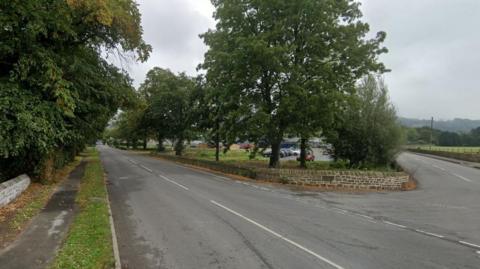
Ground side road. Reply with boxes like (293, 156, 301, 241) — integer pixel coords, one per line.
(0, 161, 86, 268)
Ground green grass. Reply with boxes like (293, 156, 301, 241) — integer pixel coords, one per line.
(50, 148, 114, 269)
(182, 148, 267, 161)
(11, 184, 56, 230)
(411, 145, 480, 154)
(161, 148, 393, 171)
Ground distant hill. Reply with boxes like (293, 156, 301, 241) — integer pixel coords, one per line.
(399, 117, 480, 133)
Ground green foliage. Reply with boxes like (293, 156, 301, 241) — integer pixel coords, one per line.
(201, 0, 387, 167)
(403, 126, 480, 147)
(0, 0, 149, 181)
(327, 75, 402, 168)
(107, 68, 197, 155)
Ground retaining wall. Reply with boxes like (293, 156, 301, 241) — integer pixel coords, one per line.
(255, 168, 410, 190)
(0, 174, 31, 207)
(155, 154, 411, 191)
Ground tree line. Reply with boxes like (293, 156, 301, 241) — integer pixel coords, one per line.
(0, 0, 150, 182)
(107, 0, 402, 169)
(405, 126, 480, 147)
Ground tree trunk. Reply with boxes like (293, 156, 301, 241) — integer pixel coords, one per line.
(39, 152, 55, 183)
(215, 138, 220, 162)
(175, 137, 184, 156)
(269, 142, 281, 168)
(215, 119, 220, 162)
(299, 137, 307, 168)
(143, 133, 147, 150)
(157, 132, 165, 152)
(132, 139, 138, 149)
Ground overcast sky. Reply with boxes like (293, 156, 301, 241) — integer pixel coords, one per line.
(119, 0, 480, 120)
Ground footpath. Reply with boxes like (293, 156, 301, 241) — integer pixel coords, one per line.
(0, 161, 86, 269)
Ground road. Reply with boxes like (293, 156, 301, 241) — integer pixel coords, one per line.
(99, 146, 480, 269)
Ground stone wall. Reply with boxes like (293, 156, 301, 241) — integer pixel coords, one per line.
(0, 174, 31, 207)
(154, 153, 411, 191)
(255, 168, 410, 190)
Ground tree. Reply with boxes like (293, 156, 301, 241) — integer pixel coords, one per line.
(139, 68, 196, 156)
(201, 0, 387, 167)
(438, 131, 461, 147)
(0, 0, 150, 181)
(327, 75, 401, 168)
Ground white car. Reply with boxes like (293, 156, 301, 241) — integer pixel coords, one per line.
(291, 148, 301, 156)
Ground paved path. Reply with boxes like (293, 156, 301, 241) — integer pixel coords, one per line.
(0, 162, 85, 269)
(100, 146, 480, 268)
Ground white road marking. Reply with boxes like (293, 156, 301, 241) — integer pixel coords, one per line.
(140, 165, 153, 173)
(105, 181, 122, 269)
(214, 175, 230, 180)
(383, 221, 407, 229)
(335, 209, 348, 214)
(363, 219, 378, 224)
(432, 164, 446, 171)
(354, 213, 374, 220)
(158, 174, 190, 191)
(415, 229, 444, 238)
(453, 173, 472, 182)
(459, 241, 480, 249)
(210, 200, 344, 269)
(128, 159, 138, 165)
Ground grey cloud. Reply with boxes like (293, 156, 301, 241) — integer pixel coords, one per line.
(361, 0, 480, 119)
(122, 0, 480, 120)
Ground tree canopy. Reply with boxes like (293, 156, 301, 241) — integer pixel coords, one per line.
(200, 0, 388, 167)
(0, 0, 150, 181)
(327, 75, 402, 168)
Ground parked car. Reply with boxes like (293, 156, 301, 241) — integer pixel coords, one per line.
(283, 148, 294, 156)
(290, 148, 300, 156)
(239, 143, 253, 150)
(297, 150, 315, 161)
(262, 149, 272, 157)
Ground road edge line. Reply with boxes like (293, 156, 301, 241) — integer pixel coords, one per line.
(105, 175, 121, 269)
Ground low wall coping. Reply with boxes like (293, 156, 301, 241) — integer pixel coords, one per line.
(0, 174, 31, 208)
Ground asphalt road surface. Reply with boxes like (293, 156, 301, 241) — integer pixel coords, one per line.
(99, 146, 480, 269)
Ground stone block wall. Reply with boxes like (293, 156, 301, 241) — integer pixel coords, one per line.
(254, 168, 409, 190)
(0, 174, 31, 207)
(154, 153, 411, 191)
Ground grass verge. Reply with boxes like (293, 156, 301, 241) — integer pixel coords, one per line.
(151, 148, 395, 171)
(50, 148, 114, 269)
(0, 157, 82, 249)
(407, 145, 480, 153)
